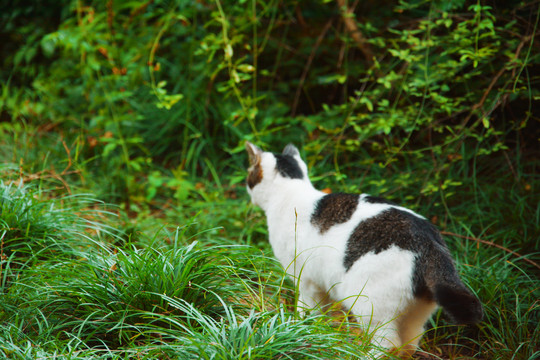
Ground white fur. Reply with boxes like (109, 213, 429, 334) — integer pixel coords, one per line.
(247, 144, 437, 357)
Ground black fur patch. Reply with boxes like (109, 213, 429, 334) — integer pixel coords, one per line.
(274, 154, 304, 179)
(411, 256, 431, 300)
(364, 195, 398, 206)
(311, 193, 359, 233)
(343, 207, 448, 299)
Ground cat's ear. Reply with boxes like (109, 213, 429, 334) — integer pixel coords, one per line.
(283, 143, 300, 157)
(245, 141, 263, 166)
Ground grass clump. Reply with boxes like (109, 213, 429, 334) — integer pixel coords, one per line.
(25, 240, 255, 348)
(0, 181, 113, 251)
(0, 180, 117, 289)
(0, 181, 73, 264)
(142, 299, 369, 360)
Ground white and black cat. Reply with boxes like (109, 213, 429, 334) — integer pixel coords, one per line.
(245, 141, 482, 358)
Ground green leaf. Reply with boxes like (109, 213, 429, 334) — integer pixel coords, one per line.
(103, 143, 117, 157)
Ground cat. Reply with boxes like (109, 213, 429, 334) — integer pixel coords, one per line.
(245, 141, 483, 358)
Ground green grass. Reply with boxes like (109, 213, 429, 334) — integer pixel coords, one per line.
(0, 124, 538, 360)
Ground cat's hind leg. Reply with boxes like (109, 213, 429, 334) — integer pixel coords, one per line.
(340, 294, 403, 351)
(395, 297, 437, 357)
(362, 297, 437, 359)
(363, 318, 403, 359)
(296, 278, 331, 317)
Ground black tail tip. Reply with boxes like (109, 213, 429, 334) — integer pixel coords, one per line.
(435, 284, 483, 325)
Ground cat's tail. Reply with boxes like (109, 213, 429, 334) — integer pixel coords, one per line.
(424, 248, 483, 325)
(432, 281, 483, 324)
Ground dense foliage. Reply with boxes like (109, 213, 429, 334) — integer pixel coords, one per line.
(1, 0, 539, 358)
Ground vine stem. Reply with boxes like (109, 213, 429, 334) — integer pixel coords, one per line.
(149, 12, 174, 101)
(214, 0, 258, 136)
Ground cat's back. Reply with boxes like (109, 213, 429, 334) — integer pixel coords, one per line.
(309, 192, 442, 264)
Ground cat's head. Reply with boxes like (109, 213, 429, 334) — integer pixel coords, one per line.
(245, 141, 310, 208)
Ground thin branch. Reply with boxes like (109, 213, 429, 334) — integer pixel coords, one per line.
(441, 231, 540, 271)
(336, 0, 373, 63)
(61, 139, 73, 176)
